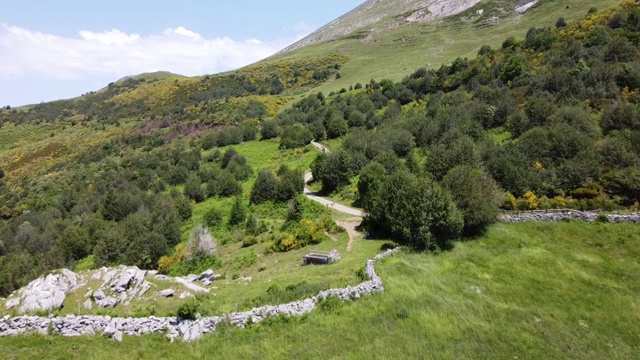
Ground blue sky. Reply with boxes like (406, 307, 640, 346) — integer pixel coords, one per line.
(0, 1, 364, 106)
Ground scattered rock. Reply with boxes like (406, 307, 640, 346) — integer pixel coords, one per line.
(83, 299, 93, 311)
(93, 289, 119, 309)
(157, 289, 175, 298)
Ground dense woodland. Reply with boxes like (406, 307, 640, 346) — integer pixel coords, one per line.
(1, 4, 640, 295)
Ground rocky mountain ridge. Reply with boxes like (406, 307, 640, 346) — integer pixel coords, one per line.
(277, 0, 532, 54)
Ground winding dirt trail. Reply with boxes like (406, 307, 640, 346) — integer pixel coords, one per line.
(305, 141, 365, 251)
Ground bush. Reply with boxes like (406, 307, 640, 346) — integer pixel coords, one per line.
(187, 224, 216, 257)
(184, 175, 205, 203)
(203, 208, 224, 228)
(176, 300, 199, 320)
(229, 196, 246, 226)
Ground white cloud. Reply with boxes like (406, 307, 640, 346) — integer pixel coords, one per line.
(0, 23, 299, 81)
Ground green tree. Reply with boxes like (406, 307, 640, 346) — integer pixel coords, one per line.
(229, 196, 246, 226)
(55, 225, 91, 262)
(443, 165, 502, 234)
(184, 175, 205, 203)
(251, 170, 277, 204)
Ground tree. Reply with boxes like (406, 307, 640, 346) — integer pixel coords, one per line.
(229, 196, 246, 226)
(312, 150, 352, 191)
(184, 174, 205, 203)
(55, 225, 91, 262)
(275, 165, 304, 202)
(555, 17, 567, 28)
(443, 165, 502, 234)
(187, 224, 216, 257)
(367, 168, 463, 250)
(251, 170, 277, 204)
(260, 119, 281, 140)
(221, 148, 239, 169)
(357, 161, 386, 211)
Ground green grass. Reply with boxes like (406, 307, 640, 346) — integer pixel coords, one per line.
(267, 0, 620, 96)
(3, 221, 639, 359)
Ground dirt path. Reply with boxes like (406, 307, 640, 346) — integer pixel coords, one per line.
(303, 171, 364, 217)
(336, 220, 362, 251)
(306, 141, 364, 251)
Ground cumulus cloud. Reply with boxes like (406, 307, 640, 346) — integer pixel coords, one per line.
(0, 23, 301, 81)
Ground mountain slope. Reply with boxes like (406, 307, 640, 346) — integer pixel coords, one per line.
(278, 0, 483, 54)
(269, 0, 620, 96)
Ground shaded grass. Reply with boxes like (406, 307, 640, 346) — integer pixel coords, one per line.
(3, 221, 639, 359)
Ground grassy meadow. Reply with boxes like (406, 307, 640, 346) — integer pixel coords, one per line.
(2, 221, 639, 359)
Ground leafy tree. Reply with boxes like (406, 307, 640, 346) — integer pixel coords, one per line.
(287, 195, 305, 222)
(170, 189, 193, 221)
(101, 190, 139, 222)
(367, 168, 463, 250)
(500, 54, 528, 82)
(229, 196, 246, 226)
(357, 161, 386, 211)
(260, 119, 281, 140)
(251, 170, 278, 204)
(184, 174, 205, 203)
(275, 165, 304, 202)
(221, 147, 239, 169)
(443, 165, 502, 234)
(55, 225, 91, 262)
(312, 150, 352, 191)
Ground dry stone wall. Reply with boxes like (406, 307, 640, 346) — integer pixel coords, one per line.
(0, 248, 400, 343)
(500, 211, 640, 223)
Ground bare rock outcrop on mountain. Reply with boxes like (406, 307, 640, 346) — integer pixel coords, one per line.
(278, 0, 482, 54)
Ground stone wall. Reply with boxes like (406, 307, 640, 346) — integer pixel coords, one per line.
(0, 248, 400, 343)
(500, 211, 640, 223)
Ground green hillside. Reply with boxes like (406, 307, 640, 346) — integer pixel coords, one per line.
(1, 0, 640, 358)
(2, 221, 639, 359)
(269, 0, 621, 95)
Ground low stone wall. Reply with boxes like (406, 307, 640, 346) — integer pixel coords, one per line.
(500, 211, 640, 223)
(0, 248, 400, 342)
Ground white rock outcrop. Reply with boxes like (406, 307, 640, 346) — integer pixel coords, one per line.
(5, 268, 83, 314)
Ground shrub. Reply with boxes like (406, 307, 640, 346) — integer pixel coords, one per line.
(176, 300, 199, 320)
(595, 213, 610, 223)
(203, 208, 224, 228)
(187, 224, 216, 257)
(184, 175, 205, 203)
(229, 196, 246, 226)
